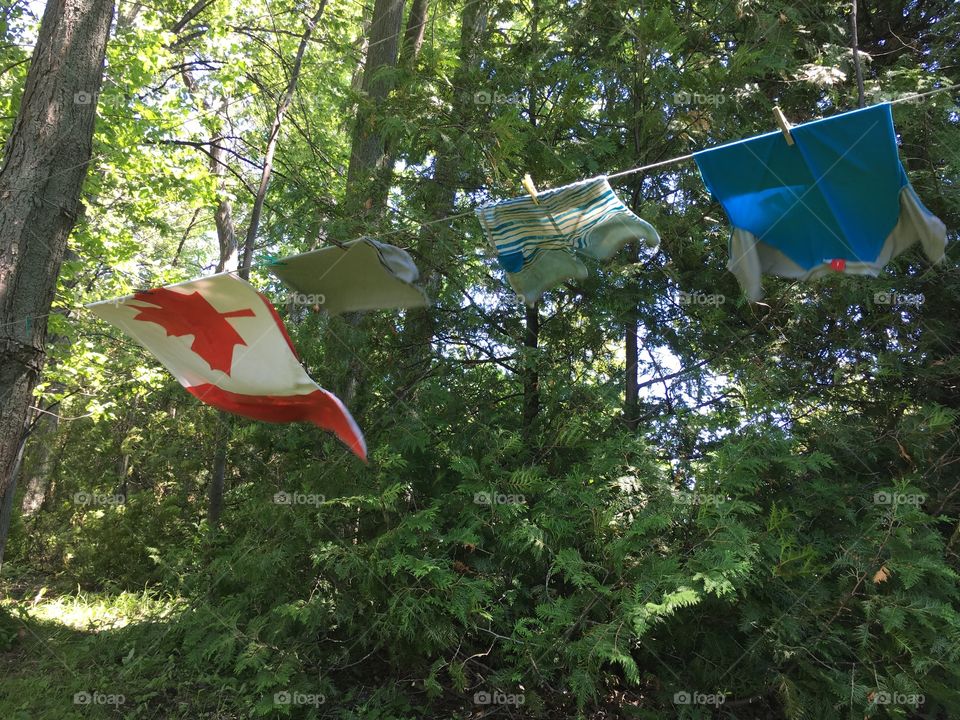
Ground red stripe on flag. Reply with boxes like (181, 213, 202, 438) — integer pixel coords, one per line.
(187, 384, 367, 461)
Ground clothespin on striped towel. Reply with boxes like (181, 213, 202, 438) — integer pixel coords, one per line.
(522, 173, 540, 204)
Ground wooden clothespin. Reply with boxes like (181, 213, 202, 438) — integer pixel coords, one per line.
(522, 173, 540, 204)
(773, 105, 795, 146)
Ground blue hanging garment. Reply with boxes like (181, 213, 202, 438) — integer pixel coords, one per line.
(694, 103, 947, 300)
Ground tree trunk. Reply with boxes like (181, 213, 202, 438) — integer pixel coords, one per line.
(400, 0, 487, 379)
(207, 424, 228, 526)
(0, 0, 115, 498)
(206, 3, 325, 529)
(207, 127, 235, 526)
(0, 431, 27, 570)
(400, 0, 429, 67)
(21, 413, 58, 515)
(210, 136, 238, 272)
(522, 303, 540, 435)
(178, 67, 238, 529)
(370, 0, 430, 200)
(624, 242, 640, 430)
(345, 0, 406, 212)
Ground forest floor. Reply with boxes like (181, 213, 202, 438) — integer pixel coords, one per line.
(0, 569, 195, 719)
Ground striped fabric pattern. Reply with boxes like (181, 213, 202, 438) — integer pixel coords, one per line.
(477, 177, 658, 273)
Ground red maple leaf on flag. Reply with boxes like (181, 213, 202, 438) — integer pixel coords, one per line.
(129, 288, 256, 375)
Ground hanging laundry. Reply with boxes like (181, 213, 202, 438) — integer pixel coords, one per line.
(87, 274, 366, 460)
(269, 238, 428, 316)
(694, 103, 947, 301)
(476, 177, 660, 305)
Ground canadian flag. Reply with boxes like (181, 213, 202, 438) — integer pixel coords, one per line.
(87, 273, 366, 460)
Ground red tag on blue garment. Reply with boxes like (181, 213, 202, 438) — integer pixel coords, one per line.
(830, 258, 846, 272)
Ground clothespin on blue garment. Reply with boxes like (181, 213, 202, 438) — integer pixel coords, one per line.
(773, 106, 795, 146)
(522, 173, 540, 205)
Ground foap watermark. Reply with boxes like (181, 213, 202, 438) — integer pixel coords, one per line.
(867, 89, 924, 106)
(73, 691, 125, 706)
(72, 90, 136, 109)
(474, 491, 525, 506)
(874, 491, 925, 507)
(273, 690, 326, 707)
(673, 690, 726, 706)
(673, 90, 726, 107)
(73, 491, 125, 506)
(673, 492, 724, 506)
(678, 291, 725, 306)
(874, 291, 924, 308)
(472, 89, 522, 105)
(871, 691, 924, 707)
(473, 690, 524, 706)
(282, 292, 326, 307)
(274, 491, 326, 506)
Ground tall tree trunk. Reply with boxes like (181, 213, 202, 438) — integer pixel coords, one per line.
(345, 0, 406, 213)
(206, 2, 325, 529)
(206, 418, 228, 526)
(178, 67, 237, 529)
(0, 466, 20, 571)
(207, 129, 234, 526)
(0, 429, 28, 570)
(210, 136, 237, 272)
(400, 0, 487, 382)
(0, 0, 115, 497)
(522, 303, 540, 435)
(337, 0, 414, 408)
(21, 413, 58, 515)
(371, 0, 430, 200)
(624, 243, 640, 430)
(624, 29, 648, 432)
(400, 0, 429, 67)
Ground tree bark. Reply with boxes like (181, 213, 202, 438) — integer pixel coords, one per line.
(400, 0, 487, 378)
(345, 0, 406, 212)
(522, 303, 540, 435)
(207, 130, 235, 527)
(0, 438, 25, 570)
(370, 0, 430, 201)
(210, 135, 238, 272)
(21, 413, 58, 515)
(206, 419, 228, 527)
(206, 3, 325, 528)
(0, 413, 33, 570)
(179, 71, 238, 529)
(849, 0, 865, 108)
(0, 0, 115, 497)
(624, 243, 640, 430)
(400, 0, 429, 68)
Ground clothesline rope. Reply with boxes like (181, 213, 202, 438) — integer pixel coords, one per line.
(259, 83, 960, 264)
(600, 83, 960, 183)
(2, 82, 958, 330)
